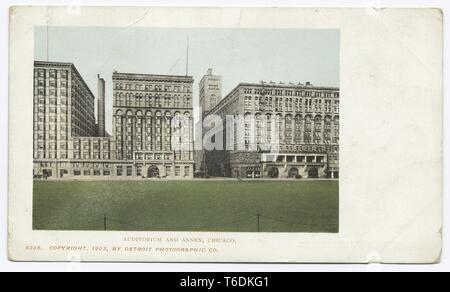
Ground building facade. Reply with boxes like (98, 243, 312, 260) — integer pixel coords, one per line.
(199, 75, 340, 179)
(33, 61, 195, 179)
(112, 72, 194, 179)
(199, 68, 222, 115)
(33, 61, 100, 178)
(195, 68, 223, 173)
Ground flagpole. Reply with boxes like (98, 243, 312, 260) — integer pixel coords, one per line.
(186, 37, 189, 76)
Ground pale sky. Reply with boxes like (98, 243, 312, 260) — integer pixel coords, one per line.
(35, 27, 340, 133)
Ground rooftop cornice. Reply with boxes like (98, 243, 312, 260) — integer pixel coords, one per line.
(237, 82, 340, 91)
(208, 82, 340, 116)
(34, 60, 96, 99)
(113, 72, 194, 83)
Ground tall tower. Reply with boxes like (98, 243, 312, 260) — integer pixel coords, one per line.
(97, 74, 106, 137)
(199, 68, 222, 115)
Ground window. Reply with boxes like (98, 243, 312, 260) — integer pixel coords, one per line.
(103, 170, 110, 176)
(127, 166, 133, 176)
(74, 171, 81, 176)
(93, 170, 101, 176)
(175, 166, 181, 176)
(117, 166, 123, 176)
(184, 166, 190, 177)
(136, 165, 142, 176)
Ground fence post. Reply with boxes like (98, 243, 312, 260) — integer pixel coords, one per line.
(104, 214, 107, 231)
(257, 213, 261, 232)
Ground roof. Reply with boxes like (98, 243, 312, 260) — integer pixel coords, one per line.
(236, 82, 339, 91)
(208, 81, 340, 116)
(34, 61, 96, 99)
(113, 72, 194, 83)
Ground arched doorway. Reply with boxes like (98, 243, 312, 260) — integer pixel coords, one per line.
(268, 167, 279, 179)
(308, 167, 319, 178)
(288, 168, 299, 178)
(147, 165, 160, 178)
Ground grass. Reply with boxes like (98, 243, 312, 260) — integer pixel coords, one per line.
(33, 180, 339, 233)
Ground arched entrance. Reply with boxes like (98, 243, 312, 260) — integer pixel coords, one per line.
(268, 167, 279, 179)
(288, 168, 299, 178)
(147, 165, 160, 178)
(308, 167, 319, 178)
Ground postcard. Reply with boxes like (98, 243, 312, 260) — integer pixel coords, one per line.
(8, 6, 443, 263)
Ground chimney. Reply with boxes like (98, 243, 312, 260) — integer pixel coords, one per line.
(207, 68, 213, 75)
(97, 74, 106, 137)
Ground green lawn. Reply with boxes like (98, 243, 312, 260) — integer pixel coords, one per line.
(33, 180, 339, 233)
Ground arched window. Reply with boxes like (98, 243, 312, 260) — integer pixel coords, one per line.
(255, 113, 263, 146)
(244, 113, 253, 150)
(285, 114, 293, 144)
(155, 111, 163, 151)
(333, 116, 339, 144)
(324, 116, 332, 144)
(186, 97, 191, 108)
(265, 113, 272, 145)
(294, 114, 303, 144)
(268, 167, 279, 179)
(314, 115, 322, 144)
(304, 115, 312, 144)
(276, 114, 283, 141)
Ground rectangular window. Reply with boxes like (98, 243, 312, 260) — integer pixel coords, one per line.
(127, 166, 133, 176)
(175, 166, 181, 176)
(117, 166, 123, 176)
(184, 166, 190, 177)
(74, 171, 81, 176)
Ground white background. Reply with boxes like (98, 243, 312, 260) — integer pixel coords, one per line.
(1, 0, 448, 272)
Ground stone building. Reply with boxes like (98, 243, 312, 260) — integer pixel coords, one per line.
(195, 68, 223, 174)
(33, 61, 106, 178)
(199, 72, 340, 179)
(112, 72, 194, 179)
(199, 68, 222, 115)
(33, 61, 195, 179)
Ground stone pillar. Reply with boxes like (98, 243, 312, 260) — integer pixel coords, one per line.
(162, 115, 166, 152)
(291, 116, 296, 145)
(132, 164, 137, 177)
(319, 166, 326, 178)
